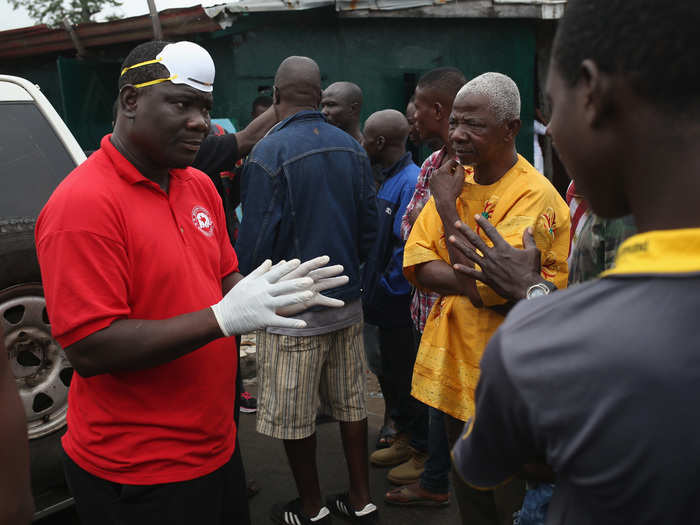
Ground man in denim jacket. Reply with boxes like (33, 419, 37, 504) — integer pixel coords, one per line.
(236, 56, 378, 525)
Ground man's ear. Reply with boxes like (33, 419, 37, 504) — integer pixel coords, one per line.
(579, 59, 615, 129)
(273, 86, 281, 105)
(119, 86, 139, 119)
(351, 101, 361, 116)
(433, 101, 444, 121)
(376, 135, 386, 151)
(504, 118, 521, 142)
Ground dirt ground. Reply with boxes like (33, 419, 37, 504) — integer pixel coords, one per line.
(38, 333, 461, 525)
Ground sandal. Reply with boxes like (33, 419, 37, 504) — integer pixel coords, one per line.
(384, 482, 450, 507)
(375, 424, 397, 449)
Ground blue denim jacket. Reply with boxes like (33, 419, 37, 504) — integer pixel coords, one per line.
(361, 153, 419, 327)
(235, 110, 377, 303)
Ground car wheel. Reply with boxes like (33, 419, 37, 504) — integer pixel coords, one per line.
(1, 283, 72, 439)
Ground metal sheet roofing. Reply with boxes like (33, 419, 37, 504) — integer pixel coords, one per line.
(0, 0, 565, 60)
(0, 6, 221, 60)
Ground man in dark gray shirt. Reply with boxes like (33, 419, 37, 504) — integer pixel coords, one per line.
(448, 1, 700, 523)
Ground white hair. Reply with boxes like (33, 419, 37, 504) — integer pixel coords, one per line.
(456, 72, 521, 122)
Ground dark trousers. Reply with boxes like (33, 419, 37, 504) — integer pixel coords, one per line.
(410, 326, 451, 493)
(378, 325, 428, 448)
(235, 334, 242, 427)
(444, 414, 524, 525)
(63, 443, 251, 525)
(419, 406, 451, 494)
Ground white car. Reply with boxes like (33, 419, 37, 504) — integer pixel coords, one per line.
(0, 75, 86, 519)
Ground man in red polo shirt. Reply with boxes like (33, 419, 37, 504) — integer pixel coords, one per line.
(35, 40, 345, 525)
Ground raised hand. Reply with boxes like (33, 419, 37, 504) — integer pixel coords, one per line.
(448, 215, 543, 301)
(429, 159, 465, 207)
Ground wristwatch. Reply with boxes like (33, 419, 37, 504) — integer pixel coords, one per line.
(525, 280, 557, 300)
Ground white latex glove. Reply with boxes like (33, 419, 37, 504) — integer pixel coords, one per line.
(276, 255, 349, 317)
(210, 259, 314, 336)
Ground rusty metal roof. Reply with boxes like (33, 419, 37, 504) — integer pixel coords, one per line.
(0, 6, 222, 60)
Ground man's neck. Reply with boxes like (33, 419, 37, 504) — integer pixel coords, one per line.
(473, 148, 518, 186)
(110, 132, 170, 192)
(347, 123, 363, 143)
(379, 146, 407, 170)
(426, 137, 444, 151)
(275, 104, 317, 123)
(623, 124, 700, 233)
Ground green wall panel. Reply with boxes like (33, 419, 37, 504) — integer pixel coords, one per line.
(57, 57, 120, 151)
(1, 10, 536, 158)
(202, 10, 536, 159)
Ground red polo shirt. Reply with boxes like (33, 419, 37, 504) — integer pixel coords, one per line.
(36, 135, 239, 485)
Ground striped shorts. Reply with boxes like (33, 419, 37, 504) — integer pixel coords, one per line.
(255, 322, 367, 440)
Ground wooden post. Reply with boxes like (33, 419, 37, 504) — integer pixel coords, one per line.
(146, 0, 163, 40)
(63, 17, 86, 58)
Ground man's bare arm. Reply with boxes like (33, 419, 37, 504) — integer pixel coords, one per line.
(0, 324, 34, 525)
(65, 308, 224, 378)
(414, 260, 475, 297)
(234, 105, 278, 157)
(430, 160, 483, 307)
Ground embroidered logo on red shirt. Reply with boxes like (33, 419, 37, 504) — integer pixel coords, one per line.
(192, 206, 214, 237)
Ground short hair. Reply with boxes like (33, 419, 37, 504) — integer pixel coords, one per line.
(252, 95, 272, 110)
(417, 67, 466, 100)
(554, 0, 700, 113)
(456, 72, 521, 122)
(119, 40, 171, 91)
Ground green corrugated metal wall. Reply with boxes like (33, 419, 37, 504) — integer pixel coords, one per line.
(204, 9, 535, 159)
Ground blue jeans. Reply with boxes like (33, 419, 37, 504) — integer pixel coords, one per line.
(513, 484, 554, 525)
(419, 407, 451, 494)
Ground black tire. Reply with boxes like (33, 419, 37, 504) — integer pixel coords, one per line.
(0, 218, 40, 290)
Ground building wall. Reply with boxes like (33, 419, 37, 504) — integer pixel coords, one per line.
(205, 9, 536, 159)
(1, 8, 536, 159)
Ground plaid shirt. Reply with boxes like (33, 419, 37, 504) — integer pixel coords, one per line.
(400, 147, 446, 333)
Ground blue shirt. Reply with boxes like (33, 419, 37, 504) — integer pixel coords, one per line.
(361, 153, 419, 327)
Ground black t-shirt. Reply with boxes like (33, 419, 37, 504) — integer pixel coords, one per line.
(193, 132, 240, 178)
(193, 133, 241, 242)
(453, 275, 700, 525)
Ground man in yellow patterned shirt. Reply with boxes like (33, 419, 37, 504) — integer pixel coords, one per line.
(403, 72, 569, 525)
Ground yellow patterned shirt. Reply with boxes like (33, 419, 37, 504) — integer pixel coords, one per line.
(403, 154, 570, 422)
